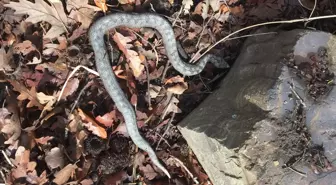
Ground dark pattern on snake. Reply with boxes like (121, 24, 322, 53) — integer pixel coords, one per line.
(89, 13, 227, 178)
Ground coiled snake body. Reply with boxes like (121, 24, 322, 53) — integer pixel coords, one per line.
(89, 13, 227, 178)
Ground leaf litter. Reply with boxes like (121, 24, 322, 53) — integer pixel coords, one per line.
(0, 0, 335, 184)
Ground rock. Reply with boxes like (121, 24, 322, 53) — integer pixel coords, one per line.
(178, 29, 336, 185)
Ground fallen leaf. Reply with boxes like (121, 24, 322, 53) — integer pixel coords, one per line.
(1, 113, 21, 145)
(78, 108, 107, 139)
(5, 0, 70, 39)
(95, 111, 115, 128)
(182, 0, 194, 14)
(118, 0, 135, 4)
(113, 32, 144, 77)
(53, 164, 78, 185)
(45, 147, 64, 169)
(35, 136, 54, 145)
(57, 78, 79, 100)
(139, 164, 158, 180)
(165, 75, 188, 95)
(0, 47, 14, 72)
(13, 40, 36, 55)
(9, 80, 44, 109)
(94, 0, 107, 12)
(67, 0, 101, 29)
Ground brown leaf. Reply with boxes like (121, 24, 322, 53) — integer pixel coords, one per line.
(5, 0, 70, 39)
(113, 32, 144, 77)
(53, 164, 78, 185)
(94, 0, 107, 12)
(95, 111, 116, 128)
(118, 0, 135, 4)
(9, 80, 44, 109)
(165, 76, 188, 95)
(1, 113, 21, 145)
(78, 108, 107, 139)
(139, 164, 158, 180)
(0, 47, 14, 72)
(57, 78, 79, 100)
(45, 147, 64, 170)
(35, 136, 53, 145)
(67, 0, 101, 29)
(13, 40, 36, 55)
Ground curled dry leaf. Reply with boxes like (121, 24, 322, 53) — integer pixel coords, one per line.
(1, 113, 21, 145)
(45, 147, 65, 170)
(95, 111, 116, 128)
(53, 164, 78, 185)
(78, 108, 107, 139)
(5, 0, 70, 39)
(113, 32, 145, 77)
(165, 75, 188, 95)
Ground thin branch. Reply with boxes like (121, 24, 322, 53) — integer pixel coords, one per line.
(190, 15, 336, 63)
(57, 65, 99, 103)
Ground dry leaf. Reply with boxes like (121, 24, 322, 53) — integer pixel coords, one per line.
(165, 75, 188, 95)
(78, 108, 107, 139)
(0, 47, 14, 72)
(118, 0, 135, 4)
(57, 78, 79, 100)
(35, 136, 54, 145)
(182, 0, 194, 14)
(67, 0, 101, 29)
(53, 164, 78, 185)
(45, 147, 64, 169)
(5, 0, 69, 39)
(139, 164, 158, 180)
(94, 0, 107, 12)
(113, 32, 144, 77)
(9, 80, 44, 109)
(1, 113, 21, 144)
(13, 40, 36, 55)
(95, 111, 115, 128)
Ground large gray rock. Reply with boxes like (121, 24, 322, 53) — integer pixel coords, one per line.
(178, 29, 336, 185)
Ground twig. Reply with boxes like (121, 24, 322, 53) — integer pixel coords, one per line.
(304, 0, 318, 27)
(57, 65, 99, 103)
(1, 150, 14, 168)
(155, 112, 175, 150)
(70, 81, 92, 113)
(190, 15, 336, 63)
(169, 155, 199, 184)
(287, 166, 307, 177)
(143, 60, 152, 110)
(288, 81, 306, 108)
(196, 13, 215, 48)
(0, 169, 6, 185)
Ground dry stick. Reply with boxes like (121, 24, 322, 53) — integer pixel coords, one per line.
(155, 112, 175, 150)
(304, 0, 318, 27)
(130, 30, 159, 110)
(1, 150, 14, 168)
(196, 13, 215, 48)
(169, 155, 199, 184)
(70, 82, 92, 113)
(57, 65, 99, 103)
(189, 15, 336, 63)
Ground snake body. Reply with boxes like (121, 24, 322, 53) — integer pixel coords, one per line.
(89, 13, 227, 178)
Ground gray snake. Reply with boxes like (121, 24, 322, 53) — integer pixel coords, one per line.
(89, 13, 227, 178)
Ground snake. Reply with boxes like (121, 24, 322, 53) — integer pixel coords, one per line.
(89, 13, 228, 178)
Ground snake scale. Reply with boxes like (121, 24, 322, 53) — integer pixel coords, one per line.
(89, 13, 227, 178)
